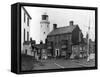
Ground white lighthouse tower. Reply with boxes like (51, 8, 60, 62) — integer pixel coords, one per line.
(40, 12, 50, 43)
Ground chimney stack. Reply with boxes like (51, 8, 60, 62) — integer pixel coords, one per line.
(69, 21, 74, 26)
(53, 24, 57, 30)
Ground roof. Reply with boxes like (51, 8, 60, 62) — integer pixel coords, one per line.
(48, 25, 78, 36)
(34, 44, 47, 49)
(23, 41, 47, 49)
(22, 7, 32, 19)
(83, 38, 87, 44)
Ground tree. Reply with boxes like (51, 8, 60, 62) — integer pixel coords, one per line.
(40, 40, 43, 44)
(30, 37, 32, 42)
(45, 39, 48, 44)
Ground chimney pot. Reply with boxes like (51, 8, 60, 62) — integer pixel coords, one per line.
(53, 24, 57, 30)
(70, 21, 74, 26)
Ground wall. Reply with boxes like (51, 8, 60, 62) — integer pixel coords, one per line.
(40, 22, 50, 43)
(21, 7, 31, 54)
(47, 33, 73, 57)
(21, 7, 30, 51)
(0, 0, 99, 77)
(72, 26, 80, 44)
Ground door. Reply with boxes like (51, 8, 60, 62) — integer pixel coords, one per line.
(55, 49, 60, 57)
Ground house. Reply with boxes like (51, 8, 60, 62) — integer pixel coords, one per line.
(89, 39, 95, 53)
(78, 38, 87, 58)
(46, 21, 84, 59)
(34, 43, 47, 60)
(79, 38, 95, 59)
(23, 38, 48, 60)
(23, 41, 33, 56)
(21, 7, 32, 54)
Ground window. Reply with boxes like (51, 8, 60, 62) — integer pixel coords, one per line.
(62, 40, 68, 45)
(69, 35, 72, 40)
(68, 34, 71, 40)
(25, 49, 27, 55)
(24, 29, 25, 42)
(42, 15, 47, 20)
(27, 17, 29, 26)
(27, 32, 29, 41)
(55, 42, 57, 45)
(47, 25, 49, 28)
(24, 13, 26, 23)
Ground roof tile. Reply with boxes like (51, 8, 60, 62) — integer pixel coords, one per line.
(48, 25, 77, 36)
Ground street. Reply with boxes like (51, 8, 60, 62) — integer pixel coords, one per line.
(33, 58, 95, 70)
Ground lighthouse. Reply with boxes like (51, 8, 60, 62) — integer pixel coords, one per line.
(40, 12, 50, 43)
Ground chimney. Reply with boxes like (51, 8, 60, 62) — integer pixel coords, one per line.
(53, 24, 57, 30)
(69, 21, 74, 26)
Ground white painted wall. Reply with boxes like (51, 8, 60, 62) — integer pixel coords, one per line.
(40, 21, 50, 43)
(21, 7, 30, 53)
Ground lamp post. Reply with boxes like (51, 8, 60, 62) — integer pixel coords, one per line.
(86, 32, 90, 62)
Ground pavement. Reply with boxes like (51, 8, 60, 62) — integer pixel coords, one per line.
(32, 58, 95, 70)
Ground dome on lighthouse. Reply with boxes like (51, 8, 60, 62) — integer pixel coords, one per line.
(43, 12, 47, 15)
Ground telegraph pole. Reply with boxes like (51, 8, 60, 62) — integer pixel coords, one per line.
(87, 15, 90, 62)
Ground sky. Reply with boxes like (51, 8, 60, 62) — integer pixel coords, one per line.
(24, 6, 95, 44)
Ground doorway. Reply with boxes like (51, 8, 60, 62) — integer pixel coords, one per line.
(55, 49, 60, 57)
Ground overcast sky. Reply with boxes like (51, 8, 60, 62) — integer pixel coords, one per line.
(24, 6, 95, 44)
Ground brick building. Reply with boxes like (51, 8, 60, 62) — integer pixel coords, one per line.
(46, 21, 84, 59)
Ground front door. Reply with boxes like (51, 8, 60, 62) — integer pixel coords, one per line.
(55, 49, 60, 57)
